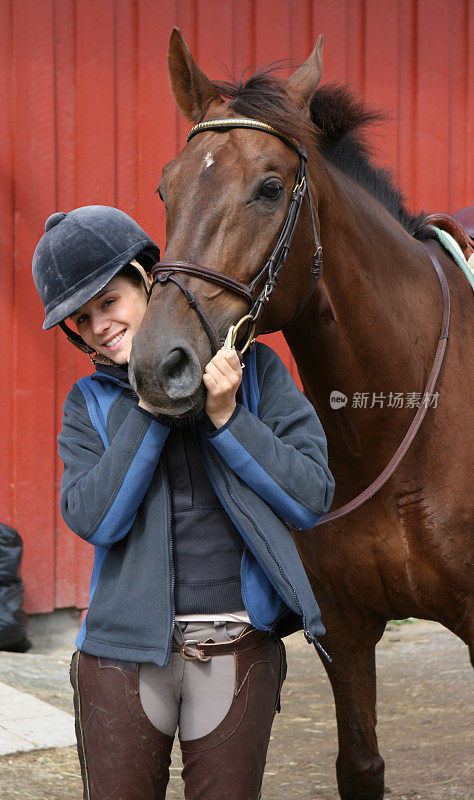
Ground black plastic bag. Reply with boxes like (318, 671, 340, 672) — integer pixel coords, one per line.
(0, 524, 31, 652)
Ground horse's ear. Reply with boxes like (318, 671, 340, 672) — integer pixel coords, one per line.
(285, 34, 323, 109)
(168, 27, 222, 122)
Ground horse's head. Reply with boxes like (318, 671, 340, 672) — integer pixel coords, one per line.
(130, 28, 323, 417)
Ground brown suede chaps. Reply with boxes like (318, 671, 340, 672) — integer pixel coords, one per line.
(70, 627, 285, 800)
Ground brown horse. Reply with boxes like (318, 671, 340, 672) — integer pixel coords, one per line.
(130, 29, 473, 800)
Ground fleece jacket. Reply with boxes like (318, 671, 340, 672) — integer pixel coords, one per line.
(58, 343, 335, 666)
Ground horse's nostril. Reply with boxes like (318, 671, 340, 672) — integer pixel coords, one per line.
(159, 347, 202, 400)
(165, 349, 186, 381)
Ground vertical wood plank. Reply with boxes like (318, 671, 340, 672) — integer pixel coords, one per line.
(175, 0, 198, 150)
(196, 0, 233, 81)
(136, 0, 178, 246)
(312, 0, 348, 84)
(289, 0, 312, 65)
(0, 0, 15, 526)
(231, 0, 255, 79)
(414, 0, 450, 212)
(13, 0, 57, 612)
(254, 0, 292, 76)
(53, 0, 77, 212)
(115, 0, 139, 217)
(364, 0, 398, 175)
(52, 0, 94, 610)
(447, 0, 469, 212)
(467, 0, 474, 204)
(345, 0, 365, 91)
(75, 0, 116, 206)
(53, 0, 77, 609)
(397, 0, 417, 210)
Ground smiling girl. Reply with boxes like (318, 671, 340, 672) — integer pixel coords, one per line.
(32, 205, 334, 800)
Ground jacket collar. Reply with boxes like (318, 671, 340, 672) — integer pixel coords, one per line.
(92, 363, 132, 391)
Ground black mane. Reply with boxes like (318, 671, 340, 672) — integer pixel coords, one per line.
(214, 71, 428, 238)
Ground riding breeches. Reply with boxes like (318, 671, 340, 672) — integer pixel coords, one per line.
(69, 621, 286, 800)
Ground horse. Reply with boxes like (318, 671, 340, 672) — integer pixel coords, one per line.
(130, 28, 473, 800)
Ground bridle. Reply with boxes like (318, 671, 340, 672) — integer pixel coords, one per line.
(149, 116, 452, 527)
(150, 117, 322, 354)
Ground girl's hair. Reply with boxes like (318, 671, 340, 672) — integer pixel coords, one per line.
(118, 263, 144, 287)
(117, 249, 156, 290)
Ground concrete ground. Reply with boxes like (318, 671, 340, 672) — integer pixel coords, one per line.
(0, 610, 472, 799)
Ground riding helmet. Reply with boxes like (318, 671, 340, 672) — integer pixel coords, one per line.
(32, 205, 160, 330)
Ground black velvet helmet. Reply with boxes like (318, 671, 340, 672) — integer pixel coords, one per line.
(32, 205, 160, 330)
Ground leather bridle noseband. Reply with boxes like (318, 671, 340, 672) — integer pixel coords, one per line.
(150, 117, 322, 354)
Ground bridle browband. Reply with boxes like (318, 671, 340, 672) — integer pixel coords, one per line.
(150, 117, 322, 354)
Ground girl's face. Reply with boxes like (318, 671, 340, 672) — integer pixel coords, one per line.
(70, 275, 147, 365)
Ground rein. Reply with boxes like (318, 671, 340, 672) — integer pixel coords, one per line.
(150, 118, 322, 354)
(317, 242, 450, 524)
(149, 117, 451, 526)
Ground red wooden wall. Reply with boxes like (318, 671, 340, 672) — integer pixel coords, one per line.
(1, 0, 472, 613)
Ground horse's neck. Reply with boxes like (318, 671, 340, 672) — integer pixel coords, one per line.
(285, 165, 441, 430)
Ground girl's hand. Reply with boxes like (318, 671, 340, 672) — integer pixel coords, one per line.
(203, 347, 242, 428)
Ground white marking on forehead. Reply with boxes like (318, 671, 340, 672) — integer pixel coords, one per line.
(203, 151, 215, 171)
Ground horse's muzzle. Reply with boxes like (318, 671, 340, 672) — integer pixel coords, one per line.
(129, 342, 204, 416)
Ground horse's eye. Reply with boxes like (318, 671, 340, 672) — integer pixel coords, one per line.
(260, 180, 283, 200)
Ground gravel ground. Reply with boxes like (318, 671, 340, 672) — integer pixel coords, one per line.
(0, 612, 472, 799)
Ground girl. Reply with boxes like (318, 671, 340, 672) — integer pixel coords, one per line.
(32, 204, 335, 800)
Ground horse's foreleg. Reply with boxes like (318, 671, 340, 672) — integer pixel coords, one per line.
(318, 617, 386, 800)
